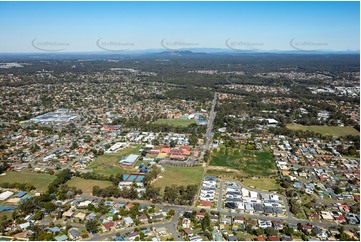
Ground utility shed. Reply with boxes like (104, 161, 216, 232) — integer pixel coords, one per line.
(16, 191, 27, 198)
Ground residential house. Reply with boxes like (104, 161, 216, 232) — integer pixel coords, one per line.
(182, 218, 191, 228)
(19, 222, 31, 230)
(268, 236, 280, 241)
(125, 203, 135, 211)
(273, 221, 283, 230)
(301, 224, 313, 234)
(102, 222, 115, 232)
(47, 227, 61, 233)
(196, 212, 205, 219)
(68, 229, 81, 240)
(221, 217, 232, 225)
(127, 232, 139, 241)
(86, 213, 97, 221)
(155, 227, 168, 236)
(149, 213, 163, 222)
(228, 235, 238, 241)
(62, 210, 74, 220)
(210, 215, 218, 223)
(124, 217, 134, 227)
(74, 212, 86, 222)
(184, 228, 194, 237)
(137, 214, 149, 224)
(233, 216, 244, 224)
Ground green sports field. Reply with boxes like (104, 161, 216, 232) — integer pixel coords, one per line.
(286, 124, 359, 137)
(0, 171, 56, 192)
(153, 118, 196, 127)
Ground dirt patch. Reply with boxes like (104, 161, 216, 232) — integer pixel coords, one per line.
(207, 166, 242, 175)
(7, 198, 21, 203)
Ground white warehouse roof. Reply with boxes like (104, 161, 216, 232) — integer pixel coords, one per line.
(0, 191, 14, 201)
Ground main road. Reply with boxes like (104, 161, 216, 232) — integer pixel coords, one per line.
(204, 92, 218, 153)
(195, 92, 217, 205)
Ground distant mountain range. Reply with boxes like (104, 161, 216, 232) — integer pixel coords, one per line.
(0, 48, 359, 61)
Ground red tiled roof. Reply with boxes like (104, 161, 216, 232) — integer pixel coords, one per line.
(196, 212, 205, 217)
(199, 200, 212, 207)
(268, 236, 279, 241)
(103, 222, 114, 229)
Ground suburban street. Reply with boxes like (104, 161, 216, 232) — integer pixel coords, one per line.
(217, 180, 224, 211)
(85, 210, 182, 241)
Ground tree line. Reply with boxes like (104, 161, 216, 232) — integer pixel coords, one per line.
(163, 184, 198, 205)
(0, 182, 35, 191)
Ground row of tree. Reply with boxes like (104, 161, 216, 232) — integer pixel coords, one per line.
(0, 182, 35, 191)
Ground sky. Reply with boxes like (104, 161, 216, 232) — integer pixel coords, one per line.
(0, 1, 359, 53)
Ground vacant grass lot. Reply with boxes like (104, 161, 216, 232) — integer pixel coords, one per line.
(210, 147, 277, 177)
(88, 145, 141, 176)
(241, 177, 280, 191)
(153, 118, 195, 127)
(66, 177, 113, 194)
(205, 169, 240, 178)
(0, 171, 56, 192)
(88, 155, 127, 176)
(286, 123, 359, 137)
(153, 165, 204, 193)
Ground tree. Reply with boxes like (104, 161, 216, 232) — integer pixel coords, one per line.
(170, 140, 177, 148)
(43, 202, 56, 212)
(201, 213, 211, 230)
(334, 186, 343, 194)
(253, 228, 264, 236)
(285, 227, 294, 236)
(163, 185, 178, 204)
(85, 220, 100, 233)
(0, 215, 11, 233)
(33, 211, 43, 220)
(168, 210, 175, 216)
(265, 227, 277, 236)
(80, 230, 89, 239)
(18, 198, 36, 215)
(139, 232, 145, 240)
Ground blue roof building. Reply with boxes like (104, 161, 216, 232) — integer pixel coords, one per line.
(15, 191, 27, 198)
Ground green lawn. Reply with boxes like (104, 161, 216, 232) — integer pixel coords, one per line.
(153, 165, 204, 193)
(88, 155, 128, 176)
(66, 177, 113, 195)
(114, 144, 141, 156)
(0, 211, 13, 218)
(88, 145, 141, 176)
(241, 177, 280, 191)
(286, 123, 359, 137)
(153, 118, 196, 127)
(210, 147, 277, 177)
(0, 171, 56, 192)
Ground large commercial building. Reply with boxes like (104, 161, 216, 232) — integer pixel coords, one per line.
(119, 154, 139, 166)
